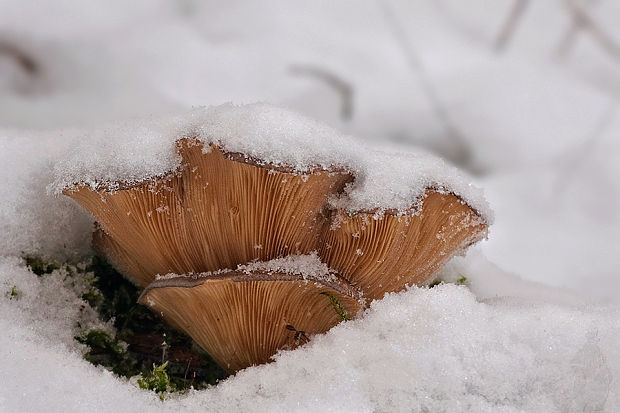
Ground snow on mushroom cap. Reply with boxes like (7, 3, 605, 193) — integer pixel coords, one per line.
(52, 103, 493, 223)
(154, 253, 341, 286)
(238, 253, 337, 282)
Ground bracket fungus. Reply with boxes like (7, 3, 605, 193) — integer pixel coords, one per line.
(69, 138, 353, 287)
(60, 103, 491, 372)
(320, 190, 487, 301)
(139, 266, 361, 373)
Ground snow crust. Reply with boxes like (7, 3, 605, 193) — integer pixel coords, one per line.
(51, 103, 492, 221)
(1, 252, 619, 412)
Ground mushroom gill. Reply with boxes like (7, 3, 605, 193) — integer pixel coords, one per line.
(319, 190, 488, 301)
(139, 270, 362, 373)
(66, 138, 353, 286)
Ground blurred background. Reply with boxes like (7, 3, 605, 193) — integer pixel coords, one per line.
(1, 0, 619, 303)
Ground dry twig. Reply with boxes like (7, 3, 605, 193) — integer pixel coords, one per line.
(494, 0, 530, 52)
(290, 64, 354, 120)
(378, 0, 474, 171)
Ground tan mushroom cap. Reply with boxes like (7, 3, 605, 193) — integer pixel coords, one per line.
(66, 138, 353, 287)
(67, 136, 489, 299)
(320, 190, 488, 301)
(139, 270, 362, 373)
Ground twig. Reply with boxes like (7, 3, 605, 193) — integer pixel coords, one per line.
(494, 0, 530, 52)
(555, 15, 581, 59)
(378, 0, 474, 171)
(560, 0, 620, 61)
(183, 358, 191, 388)
(290, 64, 354, 120)
(0, 40, 38, 74)
(554, 0, 599, 59)
(160, 334, 168, 364)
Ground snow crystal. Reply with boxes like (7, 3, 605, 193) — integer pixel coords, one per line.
(238, 252, 335, 282)
(51, 103, 492, 222)
(155, 253, 339, 285)
(1, 253, 619, 413)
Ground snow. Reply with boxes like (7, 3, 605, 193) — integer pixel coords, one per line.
(51, 103, 492, 220)
(0, 130, 93, 260)
(2, 253, 619, 412)
(238, 253, 335, 282)
(1, 0, 620, 411)
(155, 254, 348, 288)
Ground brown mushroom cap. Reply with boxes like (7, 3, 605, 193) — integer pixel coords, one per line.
(138, 269, 362, 373)
(67, 136, 489, 301)
(66, 138, 352, 287)
(320, 190, 488, 301)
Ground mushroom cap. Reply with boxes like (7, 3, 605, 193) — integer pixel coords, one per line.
(321, 190, 488, 301)
(71, 138, 488, 297)
(66, 138, 352, 287)
(139, 269, 362, 373)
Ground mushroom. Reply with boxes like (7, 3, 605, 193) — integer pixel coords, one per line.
(64, 125, 490, 372)
(66, 138, 353, 287)
(138, 267, 362, 373)
(320, 190, 488, 301)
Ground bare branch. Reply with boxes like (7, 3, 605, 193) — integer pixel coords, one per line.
(378, 0, 474, 171)
(494, 0, 530, 52)
(0, 40, 38, 74)
(561, 0, 620, 61)
(290, 64, 354, 121)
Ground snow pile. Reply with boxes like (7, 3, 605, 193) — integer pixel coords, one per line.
(51, 103, 492, 220)
(0, 257, 109, 349)
(1, 253, 619, 412)
(0, 130, 93, 260)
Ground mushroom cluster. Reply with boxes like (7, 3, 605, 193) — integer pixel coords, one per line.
(65, 136, 488, 373)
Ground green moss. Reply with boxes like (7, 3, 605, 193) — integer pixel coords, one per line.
(429, 275, 469, 288)
(137, 361, 177, 400)
(428, 279, 442, 288)
(77, 256, 228, 390)
(75, 329, 138, 377)
(5, 285, 22, 300)
(320, 291, 351, 321)
(23, 255, 60, 275)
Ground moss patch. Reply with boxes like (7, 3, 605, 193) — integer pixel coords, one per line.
(4, 284, 21, 300)
(23, 255, 60, 276)
(22, 254, 228, 393)
(82, 256, 229, 390)
(137, 361, 176, 400)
